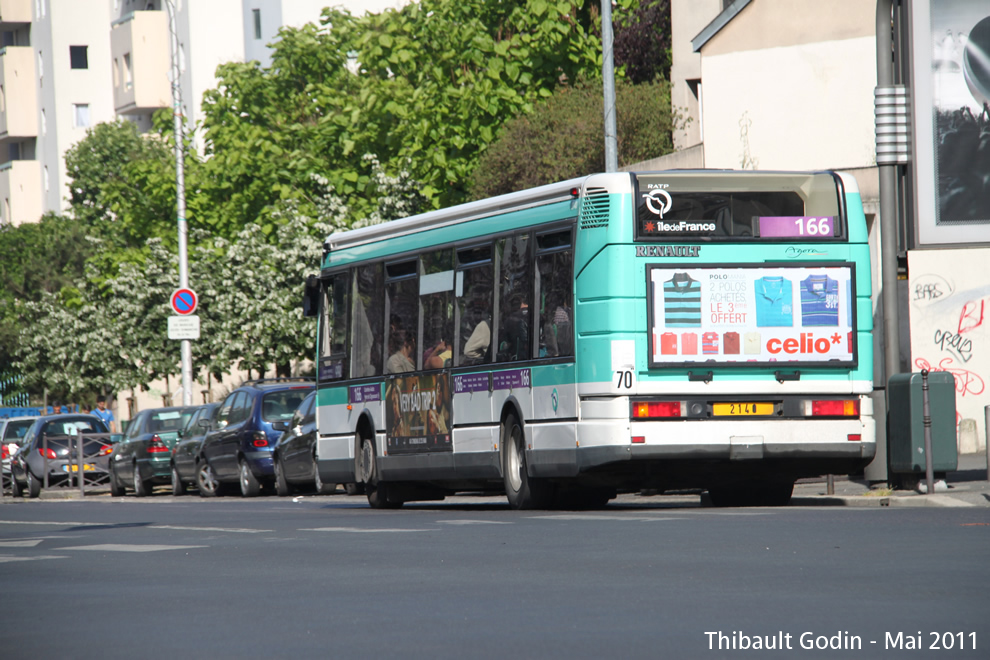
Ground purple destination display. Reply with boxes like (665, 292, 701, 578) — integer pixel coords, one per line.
(453, 373, 489, 394)
(492, 369, 532, 390)
(349, 384, 382, 404)
(759, 216, 834, 238)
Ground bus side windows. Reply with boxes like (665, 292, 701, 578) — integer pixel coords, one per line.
(351, 263, 384, 378)
(386, 273, 418, 374)
(537, 246, 574, 358)
(455, 247, 494, 367)
(496, 234, 532, 363)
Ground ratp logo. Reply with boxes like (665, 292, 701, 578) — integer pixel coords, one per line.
(642, 189, 673, 217)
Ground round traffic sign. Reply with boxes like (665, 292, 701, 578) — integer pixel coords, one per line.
(170, 288, 198, 315)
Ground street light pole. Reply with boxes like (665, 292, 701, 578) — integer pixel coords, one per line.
(166, 0, 193, 406)
(601, 0, 618, 172)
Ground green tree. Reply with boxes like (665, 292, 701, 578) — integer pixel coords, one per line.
(468, 78, 674, 198)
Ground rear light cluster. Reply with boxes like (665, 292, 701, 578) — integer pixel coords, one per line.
(98, 444, 114, 456)
(633, 401, 684, 419)
(251, 432, 269, 448)
(147, 435, 170, 454)
(809, 399, 860, 417)
(38, 447, 58, 459)
(1, 445, 8, 460)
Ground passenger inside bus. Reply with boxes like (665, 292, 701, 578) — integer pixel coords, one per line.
(498, 294, 530, 362)
(386, 329, 415, 374)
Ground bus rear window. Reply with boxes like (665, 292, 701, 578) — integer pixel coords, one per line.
(634, 172, 844, 241)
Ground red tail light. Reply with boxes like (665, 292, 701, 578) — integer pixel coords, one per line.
(632, 401, 683, 418)
(98, 444, 114, 456)
(811, 399, 860, 417)
(38, 447, 58, 459)
(147, 435, 170, 453)
(1, 446, 8, 460)
(252, 432, 268, 448)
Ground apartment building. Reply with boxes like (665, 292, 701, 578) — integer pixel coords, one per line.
(0, 0, 401, 227)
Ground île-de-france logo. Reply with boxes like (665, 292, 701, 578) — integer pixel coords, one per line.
(551, 388, 559, 414)
(642, 189, 672, 217)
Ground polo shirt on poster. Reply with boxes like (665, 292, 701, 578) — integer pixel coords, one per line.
(702, 332, 719, 354)
(663, 273, 702, 327)
(754, 276, 793, 327)
(681, 332, 698, 355)
(744, 332, 762, 355)
(800, 275, 839, 326)
(660, 332, 678, 355)
(723, 331, 740, 354)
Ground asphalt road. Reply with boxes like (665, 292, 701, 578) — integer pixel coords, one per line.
(1, 495, 988, 659)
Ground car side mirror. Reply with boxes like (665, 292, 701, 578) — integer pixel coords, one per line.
(198, 419, 209, 429)
(302, 274, 320, 318)
(271, 421, 290, 432)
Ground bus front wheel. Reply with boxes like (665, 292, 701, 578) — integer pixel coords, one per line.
(360, 436, 402, 509)
(501, 413, 554, 510)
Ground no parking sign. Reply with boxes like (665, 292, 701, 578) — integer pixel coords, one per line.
(170, 288, 198, 315)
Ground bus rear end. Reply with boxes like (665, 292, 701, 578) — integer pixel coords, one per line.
(571, 171, 875, 506)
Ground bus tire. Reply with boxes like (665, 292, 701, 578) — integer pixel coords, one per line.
(360, 436, 402, 509)
(501, 413, 554, 510)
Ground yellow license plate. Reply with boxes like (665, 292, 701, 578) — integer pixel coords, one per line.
(63, 464, 95, 472)
(713, 403, 774, 416)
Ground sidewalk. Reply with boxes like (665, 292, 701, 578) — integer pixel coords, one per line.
(791, 453, 990, 508)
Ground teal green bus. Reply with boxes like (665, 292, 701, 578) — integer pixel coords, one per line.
(307, 170, 875, 509)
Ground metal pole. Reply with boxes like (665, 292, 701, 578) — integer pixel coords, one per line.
(601, 0, 618, 172)
(921, 369, 935, 494)
(166, 0, 193, 406)
(984, 405, 989, 483)
(77, 430, 85, 497)
(876, 0, 902, 385)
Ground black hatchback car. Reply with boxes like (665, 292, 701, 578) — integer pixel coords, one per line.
(198, 379, 314, 497)
(272, 391, 335, 496)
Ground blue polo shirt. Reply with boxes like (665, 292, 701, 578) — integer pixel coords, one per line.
(754, 276, 793, 327)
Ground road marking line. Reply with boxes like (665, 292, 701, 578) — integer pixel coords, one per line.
(0, 539, 45, 547)
(0, 555, 68, 563)
(149, 525, 271, 534)
(436, 520, 512, 525)
(0, 520, 110, 527)
(300, 527, 435, 533)
(59, 544, 207, 552)
(528, 515, 683, 522)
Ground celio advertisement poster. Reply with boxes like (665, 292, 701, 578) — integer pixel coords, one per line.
(647, 264, 857, 368)
(385, 374, 452, 455)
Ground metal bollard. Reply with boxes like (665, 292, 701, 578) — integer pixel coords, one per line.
(77, 431, 85, 497)
(921, 370, 935, 496)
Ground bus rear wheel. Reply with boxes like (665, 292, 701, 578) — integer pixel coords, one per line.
(502, 413, 554, 510)
(360, 436, 402, 509)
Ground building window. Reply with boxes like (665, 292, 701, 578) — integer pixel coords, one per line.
(73, 104, 90, 128)
(123, 52, 133, 90)
(253, 9, 262, 40)
(70, 45, 88, 69)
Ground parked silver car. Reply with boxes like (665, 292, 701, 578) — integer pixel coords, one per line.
(9, 415, 112, 498)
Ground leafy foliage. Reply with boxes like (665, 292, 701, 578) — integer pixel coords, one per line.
(469, 78, 674, 198)
(613, 0, 671, 84)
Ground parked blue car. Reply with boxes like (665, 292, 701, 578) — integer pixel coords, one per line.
(198, 379, 314, 497)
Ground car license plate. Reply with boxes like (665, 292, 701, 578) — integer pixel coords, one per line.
(63, 464, 95, 472)
(713, 402, 774, 416)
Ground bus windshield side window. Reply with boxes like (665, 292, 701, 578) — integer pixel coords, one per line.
(420, 249, 454, 370)
(351, 263, 384, 378)
(455, 245, 493, 366)
(321, 272, 349, 359)
(386, 261, 418, 374)
(537, 229, 574, 358)
(496, 234, 533, 362)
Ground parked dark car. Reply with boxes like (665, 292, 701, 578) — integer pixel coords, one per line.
(171, 403, 220, 495)
(9, 415, 112, 498)
(198, 379, 314, 497)
(108, 406, 199, 497)
(2, 415, 37, 476)
(272, 391, 335, 496)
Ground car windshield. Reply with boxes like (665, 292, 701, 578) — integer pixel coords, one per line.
(44, 418, 108, 436)
(261, 390, 312, 422)
(2, 419, 34, 443)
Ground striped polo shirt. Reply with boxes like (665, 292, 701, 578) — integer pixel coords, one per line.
(663, 273, 702, 327)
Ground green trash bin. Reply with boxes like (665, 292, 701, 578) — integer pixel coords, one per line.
(887, 371, 958, 474)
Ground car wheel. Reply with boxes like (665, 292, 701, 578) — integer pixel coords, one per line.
(344, 483, 364, 496)
(197, 460, 221, 498)
(27, 469, 42, 498)
(171, 463, 186, 496)
(239, 459, 261, 497)
(274, 458, 291, 497)
(132, 463, 152, 497)
(109, 463, 125, 497)
(313, 452, 335, 495)
(502, 412, 554, 510)
(11, 471, 24, 498)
